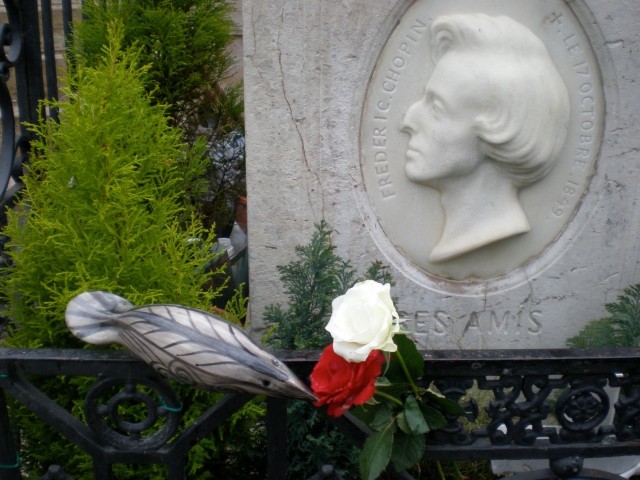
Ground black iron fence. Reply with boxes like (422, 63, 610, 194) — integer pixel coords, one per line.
(2, 348, 640, 479)
(0, 0, 75, 197)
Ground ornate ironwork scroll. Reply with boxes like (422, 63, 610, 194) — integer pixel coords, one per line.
(84, 375, 182, 450)
(3, 348, 640, 479)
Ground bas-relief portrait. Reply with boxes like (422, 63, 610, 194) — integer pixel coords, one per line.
(360, 0, 602, 285)
(401, 14, 569, 263)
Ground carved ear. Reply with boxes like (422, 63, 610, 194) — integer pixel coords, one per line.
(474, 95, 512, 146)
(432, 29, 454, 60)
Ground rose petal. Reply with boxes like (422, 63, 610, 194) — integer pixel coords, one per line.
(310, 345, 384, 417)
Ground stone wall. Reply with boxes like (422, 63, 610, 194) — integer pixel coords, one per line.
(242, 0, 640, 349)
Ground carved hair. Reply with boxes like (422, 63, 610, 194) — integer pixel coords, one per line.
(431, 14, 570, 187)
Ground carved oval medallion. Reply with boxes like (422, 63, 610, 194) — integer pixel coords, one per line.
(360, 0, 603, 286)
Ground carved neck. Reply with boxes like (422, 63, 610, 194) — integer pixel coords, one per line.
(430, 163, 530, 263)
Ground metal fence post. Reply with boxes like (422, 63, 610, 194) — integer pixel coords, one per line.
(267, 397, 288, 480)
(0, 389, 21, 480)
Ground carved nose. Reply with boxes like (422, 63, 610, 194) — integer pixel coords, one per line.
(401, 103, 418, 134)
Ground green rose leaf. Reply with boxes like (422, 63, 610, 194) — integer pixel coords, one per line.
(396, 411, 411, 435)
(360, 424, 395, 480)
(370, 402, 393, 431)
(351, 404, 379, 426)
(404, 394, 430, 434)
(377, 381, 413, 400)
(421, 405, 448, 430)
(386, 333, 424, 382)
(391, 431, 426, 473)
(437, 396, 466, 416)
(375, 376, 392, 387)
(397, 334, 424, 378)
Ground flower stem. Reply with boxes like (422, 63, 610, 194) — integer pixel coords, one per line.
(374, 390, 403, 407)
(436, 461, 446, 480)
(395, 348, 421, 398)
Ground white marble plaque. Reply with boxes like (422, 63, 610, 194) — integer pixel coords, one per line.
(361, 0, 603, 285)
(243, 0, 640, 351)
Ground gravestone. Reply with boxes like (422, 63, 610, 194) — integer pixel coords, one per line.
(242, 0, 640, 351)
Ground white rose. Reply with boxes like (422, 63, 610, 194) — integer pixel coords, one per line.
(326, 280, 400, 362)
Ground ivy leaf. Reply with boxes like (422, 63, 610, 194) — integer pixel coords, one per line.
(421, 405, 448, 430)
(360, 424, 395, 480)
(404, 394, 429, 434)
(391, 431, 426, 473)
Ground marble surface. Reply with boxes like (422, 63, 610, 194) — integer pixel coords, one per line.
(243, 0, 640, 350)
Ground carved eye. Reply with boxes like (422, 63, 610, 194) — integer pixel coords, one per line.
(262, 380, 271, 388)
(271, 359, 281, 368)
(426, 91, 445, 116)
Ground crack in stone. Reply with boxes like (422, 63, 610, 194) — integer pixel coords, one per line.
(276, 1, 325, 221)
(248, 4, 270, 91)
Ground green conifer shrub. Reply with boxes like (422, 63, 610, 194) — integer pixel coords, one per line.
(567, 284, 640, 348)
(70, 0, 246, 236)
(0, 29, 263, 479)
(70, 0, 239, 140)
(264, 221, 395, 478)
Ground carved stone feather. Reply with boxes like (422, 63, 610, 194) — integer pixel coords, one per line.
(65, 291, 315, 400)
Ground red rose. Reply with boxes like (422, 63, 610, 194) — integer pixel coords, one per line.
(310, 344, 385, 417)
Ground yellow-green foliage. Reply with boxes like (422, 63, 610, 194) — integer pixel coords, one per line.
(567, 284, 640, 348)
(0, 29, 264, 479)
(2, 30, 220, 349)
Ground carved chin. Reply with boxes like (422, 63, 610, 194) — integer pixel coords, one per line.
(404, 160, 431, 185)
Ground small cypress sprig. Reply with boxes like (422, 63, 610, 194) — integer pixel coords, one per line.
(263, 220, 395, 478)
(567, 284, 640, 348)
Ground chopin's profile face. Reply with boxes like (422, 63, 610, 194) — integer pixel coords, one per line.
(362, 12, 575, 272)
(401, 53, 485, 186)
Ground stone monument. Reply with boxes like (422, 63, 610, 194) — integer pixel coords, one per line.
(243, 0, 640, 350)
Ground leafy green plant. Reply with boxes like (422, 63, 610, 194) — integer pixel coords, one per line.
(567, 284, 640, 348)
(0, 29, 261, 478)
(263, 221, 395, 478)
(3, 30, 219, 347)
(347, 334, 464, 480)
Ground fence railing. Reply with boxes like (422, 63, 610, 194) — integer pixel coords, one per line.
(2, 348, 640, 479)
(0, 0, 76, 196)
